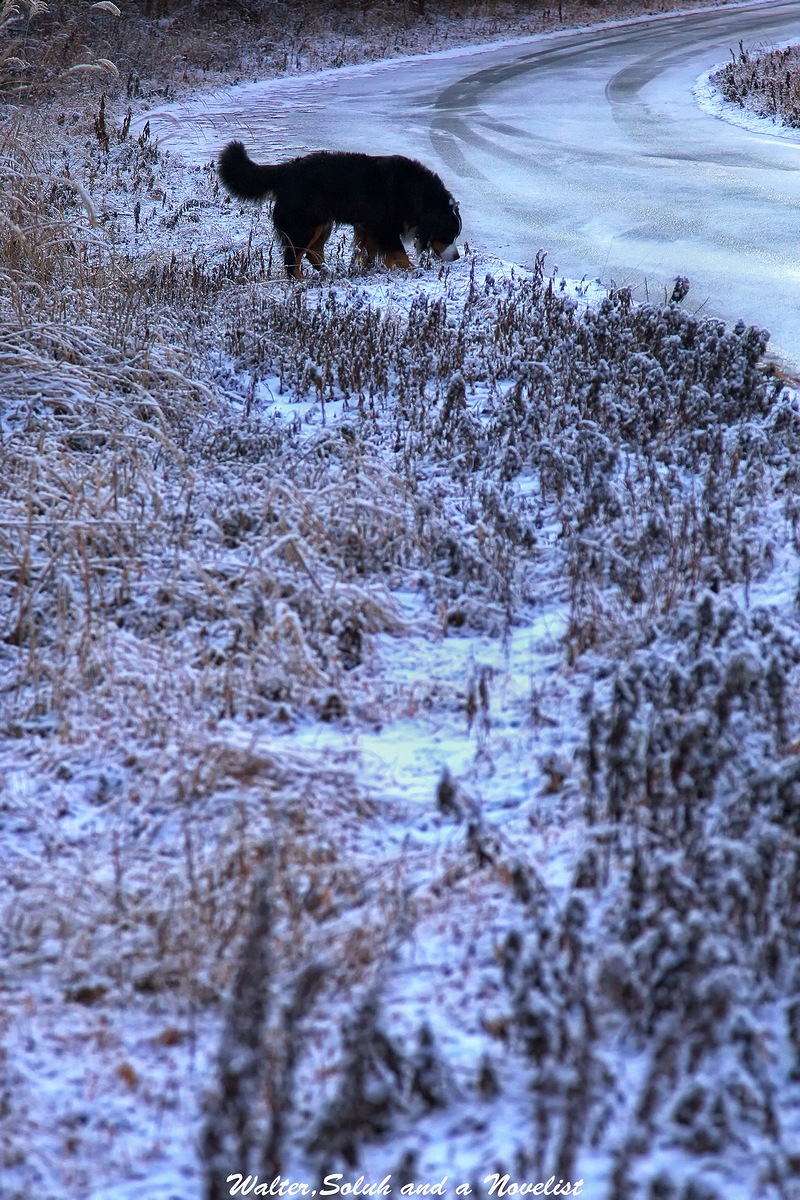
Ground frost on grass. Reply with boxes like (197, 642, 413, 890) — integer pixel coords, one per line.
(573, 594, 800, 1196)
(0, 0, 728, 101)
(1, 98, 800, 1199)
(228, 265, 785, 648)
(711, 41, 800, 129)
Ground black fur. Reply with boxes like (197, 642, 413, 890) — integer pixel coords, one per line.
(218, 140, 461, 279)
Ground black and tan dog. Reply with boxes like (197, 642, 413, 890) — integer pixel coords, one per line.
(218, 140, 461, 280)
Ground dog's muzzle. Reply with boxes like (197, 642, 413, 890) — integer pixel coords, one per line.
(431, 240, 460, 262)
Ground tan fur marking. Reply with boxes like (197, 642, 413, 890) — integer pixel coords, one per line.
(353, 227, 379, 265)
(353, 230, 412, 271)
(381, 248, 413, 270)
(305, 222, 332, 267)
(430, 240, 448, 257)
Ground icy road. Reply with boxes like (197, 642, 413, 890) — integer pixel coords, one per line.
(142, 0, 800, 370)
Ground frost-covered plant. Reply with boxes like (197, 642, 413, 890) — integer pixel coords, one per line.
(585, 592, 800, 836)
(0, 0, 122, 95)
(223, 258, 785, 645)
(495, 587, 800, 1194)
(713, 41, 800, 128)
(562, 592, 800, 1194)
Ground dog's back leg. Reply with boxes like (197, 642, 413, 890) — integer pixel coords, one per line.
(274, 213, 333, 279)
(305, 222, 333, 270)
(279, 236, 305, 280)
(274, 207, 310, 280)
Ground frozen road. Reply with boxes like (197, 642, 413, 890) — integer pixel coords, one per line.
(142, 1, 800, 370)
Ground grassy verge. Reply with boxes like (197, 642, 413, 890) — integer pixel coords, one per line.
(712, 40, 800, 128)
(4, 0, 748, 101)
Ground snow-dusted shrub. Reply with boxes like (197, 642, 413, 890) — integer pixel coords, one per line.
(559, 591, 800, 1194)
(584, 592, 800, 835)
(223, 259, 784, 642)
(712, 41, 800, 128)
(501, 907, 615, 1183)
(203, 914, 455, 1183)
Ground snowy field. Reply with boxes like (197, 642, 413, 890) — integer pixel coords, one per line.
(2, 9, 800, 1200)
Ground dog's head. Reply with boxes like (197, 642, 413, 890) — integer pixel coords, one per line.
(415, 194, 462, 261)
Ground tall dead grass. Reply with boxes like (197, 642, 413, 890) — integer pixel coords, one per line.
(0, 0, 122, 97)
(712, 40, 800, 128)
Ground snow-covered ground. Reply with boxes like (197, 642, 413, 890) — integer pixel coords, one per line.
(3, 8, 800, 1200)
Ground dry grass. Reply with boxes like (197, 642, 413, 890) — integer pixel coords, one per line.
(2, 11, 800, 1198)
(712, 41, 800, 128)
(2, 0, 738, 103)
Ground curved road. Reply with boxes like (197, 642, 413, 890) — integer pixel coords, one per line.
(142, 1, 800, 370)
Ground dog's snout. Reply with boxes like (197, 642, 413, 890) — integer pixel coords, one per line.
(431, 240, 460, 262)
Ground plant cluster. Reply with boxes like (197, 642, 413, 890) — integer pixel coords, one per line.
(227, 258, 787, 647)
(566, 592, 800, 1196)
(3, 84, 800, 1200)
(712, 41, 800, 128)
(199, 582, 800, 1191)
(2, 0, 731, 104)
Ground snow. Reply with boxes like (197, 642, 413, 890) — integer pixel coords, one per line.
(4, 6, 800, 1200)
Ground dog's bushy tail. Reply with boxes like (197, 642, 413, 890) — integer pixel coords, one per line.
(218, 141, 281, 201)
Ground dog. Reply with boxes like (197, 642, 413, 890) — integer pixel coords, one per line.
(218, 140, 461, 280)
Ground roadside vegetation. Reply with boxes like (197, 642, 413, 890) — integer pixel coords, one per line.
(712, 40, 800, 128)
(3, 0, 746, 99)
(2, 3, 800, 1199)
